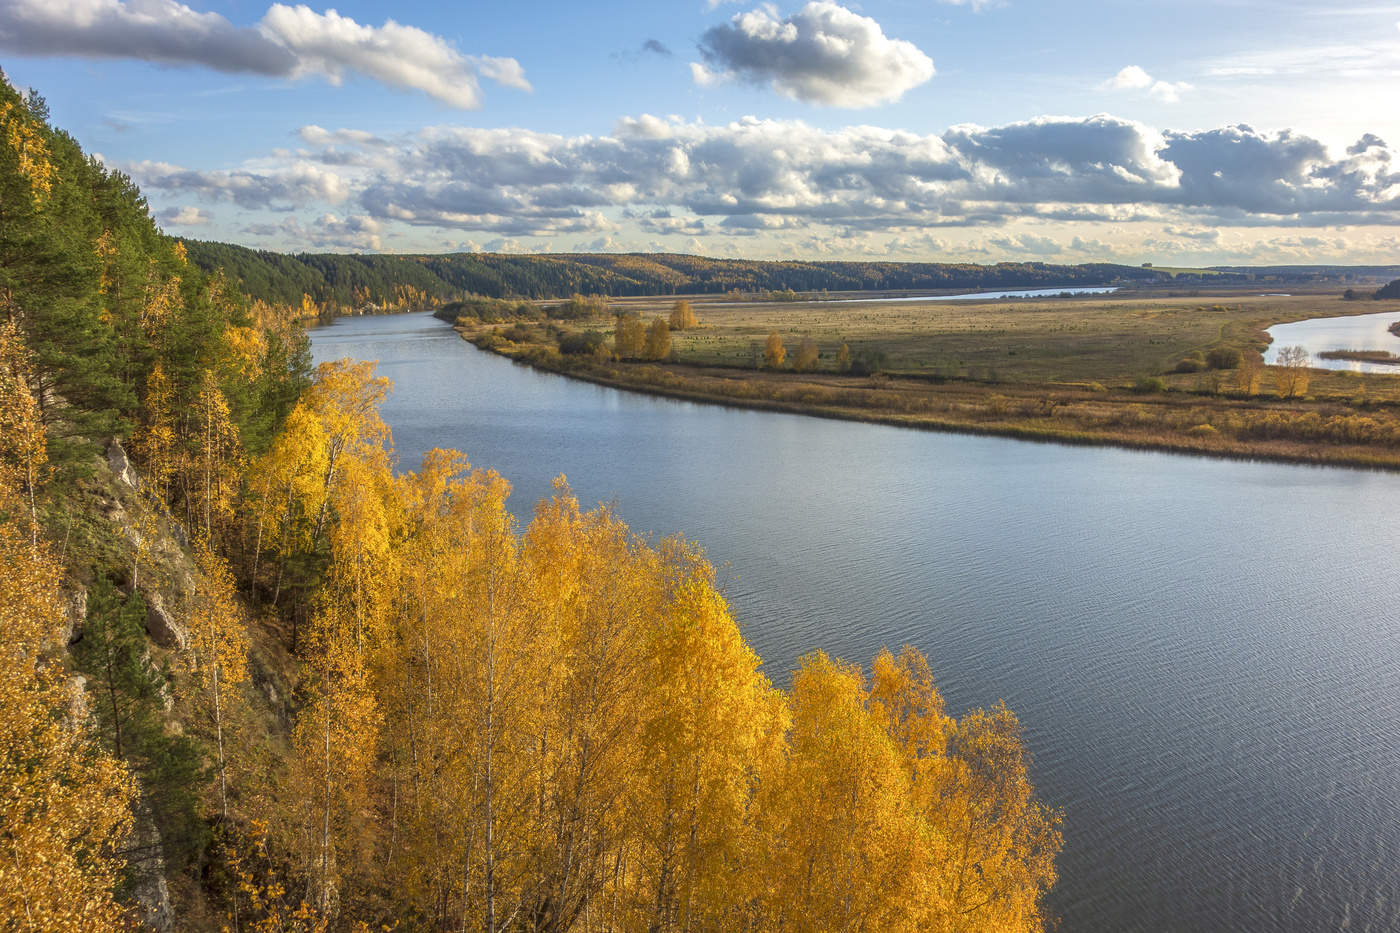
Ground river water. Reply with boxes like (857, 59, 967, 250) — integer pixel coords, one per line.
(822, 284, 1120, 303)
(1265, 308, 1400, 374)
(312, 312, 1400, 933)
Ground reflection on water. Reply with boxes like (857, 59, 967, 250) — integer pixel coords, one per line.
(313, 312, 1400, 933)
(823, 285, 1120, 304)
(1264, 309, 1400, 373)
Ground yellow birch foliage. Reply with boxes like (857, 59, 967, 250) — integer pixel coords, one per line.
(0, 99, 55, 203)
(645, 316, 672, 360)
(185, 540, 250, 820)
(764, 332, 786, 368)
(0, 512, 134, 931)
(190, 368, 243, 541)
(222, 325, 268, 384)
(668, 300, 698, 331)
(0, 320, 48, 530)
(243, 370, 1060, 932)
(136, 361, 177, 504)
(614, 314, 646, 359)
(627, 559, 788, 933)
(288, 603, 382, 918)
(298, 360, 391, 547)
(750, 652, 928, 933)
(140, 261, 181, 336)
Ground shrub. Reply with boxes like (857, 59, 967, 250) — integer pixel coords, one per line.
(558, 331, 606, 355)
(1205, 347, 1243, 369)
(1133, 376, 1169, 394)
(1174, 356, 1205, 373)
(847, 349, 888, 376)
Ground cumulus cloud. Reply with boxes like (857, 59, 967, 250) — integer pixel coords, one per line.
(128, 158, 349, 208)
(694, 2, 934, 107)
(0, 0, 528, 108)
(1101, 66, 1192, 103)
(134, 114, 1400, 250)
(156, 205, 211, 226)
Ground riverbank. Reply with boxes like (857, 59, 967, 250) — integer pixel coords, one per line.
(449, 319, 1400, 471)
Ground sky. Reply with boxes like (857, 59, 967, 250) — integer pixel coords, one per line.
(2, 0, 1399, 265)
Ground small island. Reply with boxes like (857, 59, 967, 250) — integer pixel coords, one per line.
(1319, 349, 1400, 365)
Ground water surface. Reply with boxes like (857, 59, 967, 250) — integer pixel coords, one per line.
(313, 312, 1400, 933)
(822, 284, 1120, 303)
(1265, 309, 1400, 373)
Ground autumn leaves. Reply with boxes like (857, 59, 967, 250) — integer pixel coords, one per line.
(232, 360, 1062, 931)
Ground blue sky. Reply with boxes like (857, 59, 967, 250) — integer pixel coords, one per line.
(3, 0, 1399, 264)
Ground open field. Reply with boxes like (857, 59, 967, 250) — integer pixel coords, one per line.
(451, 286, 1400, 468)
(600, 287, 1383, 386)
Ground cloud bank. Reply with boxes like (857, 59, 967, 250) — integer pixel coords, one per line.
(694, 2, 934, 107)
(0, 0, 529, 108)
(126, 113, 1400, 253)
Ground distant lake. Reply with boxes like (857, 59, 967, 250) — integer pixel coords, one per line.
(1265, 308, 1400, 373)
(313, 312, 1400, 933)
(824, 285, 1121, 303)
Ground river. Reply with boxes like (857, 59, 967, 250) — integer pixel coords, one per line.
(312, 311, 1400, 933)
(821, 284, 1121, 303)
(1265, 308, 1400, 373)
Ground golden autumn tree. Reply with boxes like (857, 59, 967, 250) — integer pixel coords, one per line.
(224, 370, 1063, 932)
(837, 341, 852, 373)
(764, 331, 787, 369)
(0, 508, 135, 931)
(0, 96, 55, 202)
(244, 403, 330, 607)
(645, 316, 672, 360)
(614, 313, 646, 360)
(627, 551, 788, 933)
(184, 540, 249, 822)
(749, 651, 928, 933)
(135, 360, 177, 505)
(1273, 345, 1311, 399)
(287, 600, 382, 919)
(189, 368, 243, 543)
(0, 320, 48, 537)
(298, 360, 391, 550)
(668, 300, 698, 331)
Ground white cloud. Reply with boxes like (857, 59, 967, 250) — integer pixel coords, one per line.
(694, 2, 934, 107)
(1105, 65, 1153, 90)
(129, 158, 349, 207)
(156, 204, 211, 226)
(936, 0, 998, 10)
(0, 0, 528, 109)
(135, 114, 1400, 252)
(1101, 66, 1192, 103)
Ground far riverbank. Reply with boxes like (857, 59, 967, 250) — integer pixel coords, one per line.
(443, 312, 1400, 471)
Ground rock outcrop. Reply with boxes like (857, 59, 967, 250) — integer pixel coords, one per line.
(144, 593, 187, 651)
(106, 438, 141, 490)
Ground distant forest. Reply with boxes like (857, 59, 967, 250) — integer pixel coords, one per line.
(182, 239, 1169, 307)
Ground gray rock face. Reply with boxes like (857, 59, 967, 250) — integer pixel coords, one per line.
(57, 584, 87, 647)
(144, 592, 187, 651)
(126, 813, 175, 931)
(106, 438, 141, 490)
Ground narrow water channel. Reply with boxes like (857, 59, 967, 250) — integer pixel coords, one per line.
(313, 311, 1400, 933)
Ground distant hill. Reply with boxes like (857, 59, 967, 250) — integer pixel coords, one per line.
(181, 240, 1166, 307)
(1208, 264, 1400, 283)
